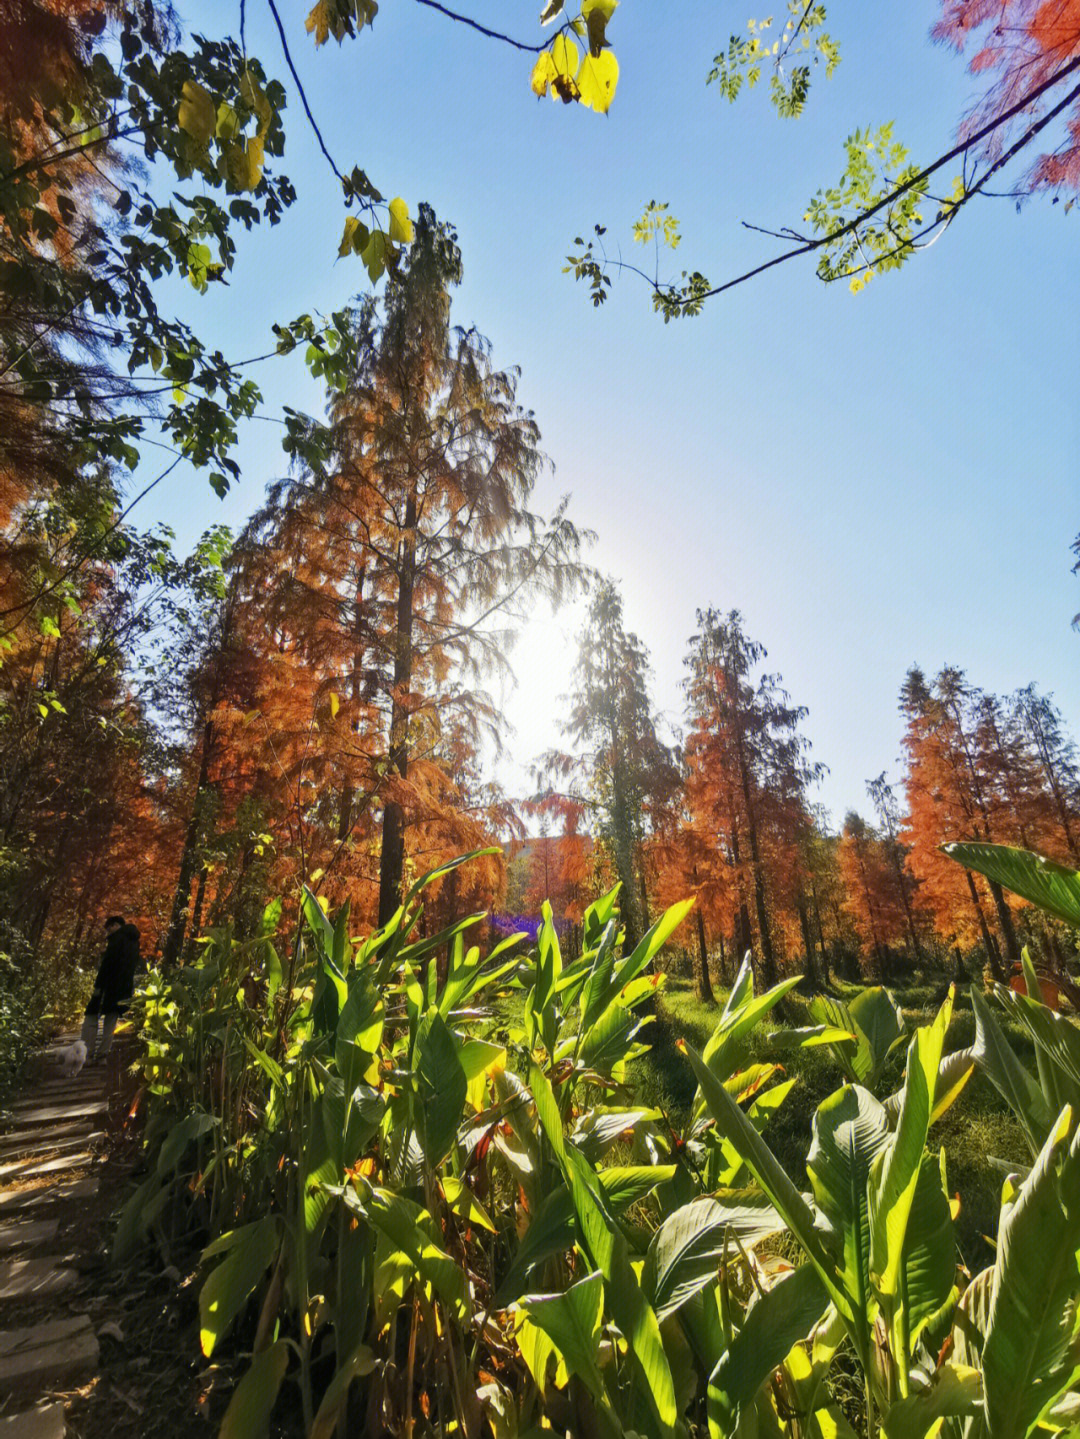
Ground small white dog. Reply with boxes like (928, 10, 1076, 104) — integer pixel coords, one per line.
(53, 1039, 88, 1077)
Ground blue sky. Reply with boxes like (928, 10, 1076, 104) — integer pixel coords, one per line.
(154, 1, 1079, 825)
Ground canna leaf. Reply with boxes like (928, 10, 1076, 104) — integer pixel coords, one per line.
(218, 1340, 289, 1439)
(199, 1217, 279, 1357)
(531, 1061, 678, 1435)
(708, 1262, 831, 1436)
(644, 1190, 784, 1320)
(981, 1104, 1080, 1438)
(943, 841, 1080, 929)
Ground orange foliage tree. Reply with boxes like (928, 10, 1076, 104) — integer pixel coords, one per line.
(683, 609, 823, 989)
(160, 211, 582, 947)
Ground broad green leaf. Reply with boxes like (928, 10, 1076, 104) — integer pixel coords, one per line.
(442, 1175, 496, 1233)
(708, 1263, 831, 1436)
(701, 974, 803, 1084)
(644, 1190, 784, 1320)
(531, 1061, 678, 1435)
(981, 1105, 1080, 1438)
(806, 1085, 891, 1341)
(881, 1362, 982, 1439)
(497, 1165, 673, 1305)
(571, 1105, 657, 1164)
(157, 1111, 217, 1176)
(899, 1151, 956, 1344)
(309, 1342, 375, 1439)
(414, 1007, 467, 1167)
(355, 1185, 466, 1317)
(969, 984, 1053, 1157)
(600, 1164, 676, 1210)
(218, 1341, 289, 1439)
(870, 993, 952, 1301)
(578, 1000, 644, 1071)
(517, 1270, 607, 1401)
(681, 1039, 844, 1313)
(583, 892, 693, 1030)
(943, 842, 1080, 929)
(996, 985, 1080, 1099)
(848, 986, 906, 1085)
(199, 1217, 279, 1357)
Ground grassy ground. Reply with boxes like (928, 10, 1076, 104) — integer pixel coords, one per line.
(633, 969, 1035, 1271)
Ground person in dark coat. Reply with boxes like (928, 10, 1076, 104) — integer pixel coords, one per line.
(81, 914, 141, 1061)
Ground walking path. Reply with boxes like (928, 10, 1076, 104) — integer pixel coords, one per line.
(0, 1039, 108, 1437)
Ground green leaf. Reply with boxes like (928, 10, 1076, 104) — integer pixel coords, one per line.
(944, 842, 1080, 929)
(644, 1190, 784, 1321)
(413, 1007, 467, 1167)
(578, 1000, 644, 1071)
(355, 1184, 466, 1318)
(309, 1342, 376, 1439)
(517, 1270, 607, 1401)
(708, 1263, 831, 1436)
(969, 984, 1053, 1157)
(701, 973, 803, 1084)
(995, 985, 1080, 1099)
(681, 1039, 844, 1313)
(881, 1362, 982, 1439)
(805, 1085, 891, 1342)
(497, 1165, 672, 1305)
(531, 1061, 678, 1435)
(156, 1111, 217, 1176)
(899, 1151, 956, 1344)
(870, 993, 952, 1301)
(199, 1217, 279, 1357)
(981, 1105, 1080, 1437)
(848, 987, 906, 1085)
(218, 1341, 289, 1439)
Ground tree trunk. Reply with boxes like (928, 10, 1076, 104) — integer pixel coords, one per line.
(966, 871, 1005, 981)
(378, 490, 418, 927)
(163, 721, 213, 968)
(183, 865, 209, 964)
(988, 879, 1021, 968)
(797, 897, 819, 990)
(809, 879, 830, 985)
(694, 906, 714, 1003)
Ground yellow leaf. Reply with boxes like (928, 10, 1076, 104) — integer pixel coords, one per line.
(552, 35, 579, 79)
(577, 49, 619, 113)
(178, 80, 215, 148)
(329, 692, 340, 718)
(530, 51, 557, 97)
(239, 67, 273, 135)
(387, 197, 413, 244)
(224, 135, 264, 193)
(339, 215, 371, 257)
(305, 0, 332, 45)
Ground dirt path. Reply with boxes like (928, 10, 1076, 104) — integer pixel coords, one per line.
(0, 1038, 109, 1435)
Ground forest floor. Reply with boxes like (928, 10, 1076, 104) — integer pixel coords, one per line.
(638, 966, 1034, 1270)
